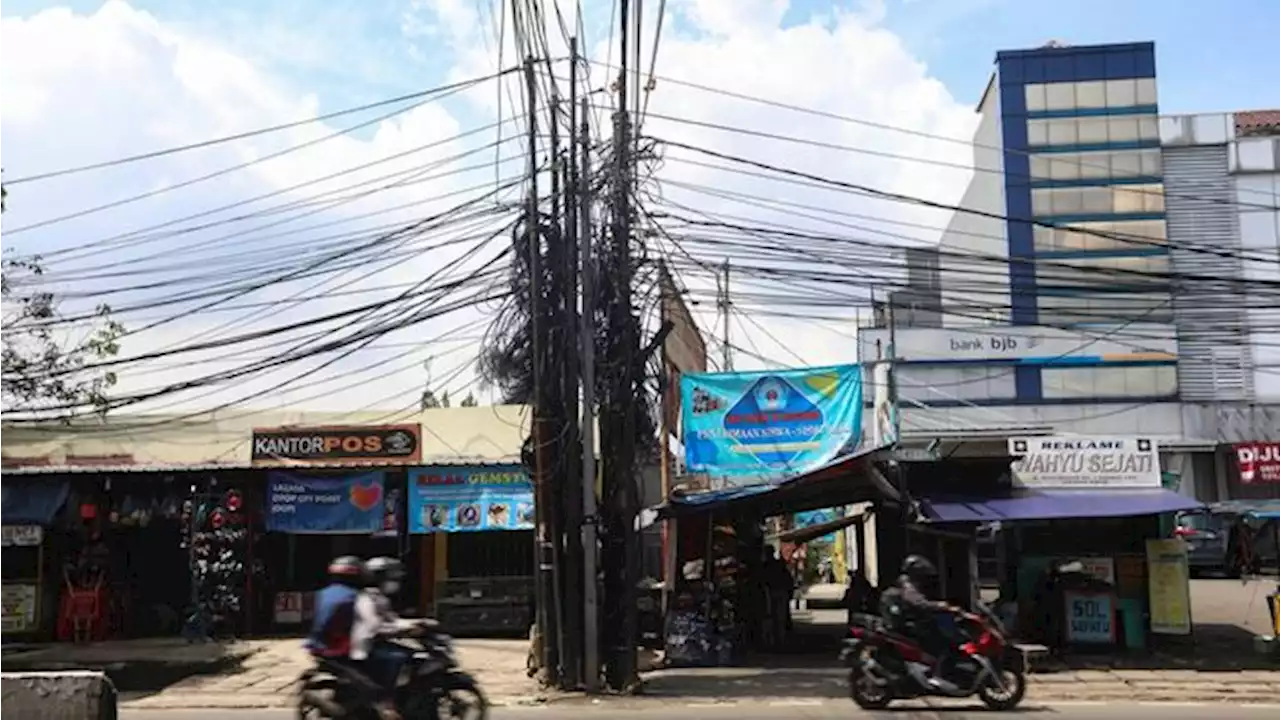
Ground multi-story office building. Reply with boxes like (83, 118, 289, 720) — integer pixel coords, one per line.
(862, 41, 1280, 501)
(905, 42, 1179, 421)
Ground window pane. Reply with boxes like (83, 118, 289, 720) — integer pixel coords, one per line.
(1113, 186, 1147, 214)
(1111, 151, 1142, 177)
(1139, 148, 1162, 176)
(1025, 84, 1048, 112)
(1060, 188, 1087, 215)
(1034, 226, 1057, 252)
(1106, 78, 1137, 107)
(1136, 78, 1158, 106)
(1077, 152, 1110, 179)
(1046, 82, 1075, 111)
(1138, 116, 1159, 141)
(1048, 119, 1077, 145)
(1032, 189, 1054, 215)
(1143, 183, 1165, 213)
(1078, 118, 1109, 144)
(1076, 81, 1106, 109)
(1079, 187, 1110, 214)
(1109, 117, 1140, 143)
(1155, 365, 1177, 395)
(1049, 155, 1080, 180)
(1030, 155, 1052, 179)
(1027, 119, 1049, 146)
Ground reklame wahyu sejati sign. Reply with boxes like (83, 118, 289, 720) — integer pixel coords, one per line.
(1009, 437, 1159, 488)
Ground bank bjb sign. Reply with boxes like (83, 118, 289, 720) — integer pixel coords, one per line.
(252, 424, 421, 465)
(1009, 436, 1160, 489)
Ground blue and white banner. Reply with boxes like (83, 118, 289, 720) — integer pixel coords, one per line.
(408, 465, 535, 533)
(680, 364, 864, 483)
(266, 471, 387, 534)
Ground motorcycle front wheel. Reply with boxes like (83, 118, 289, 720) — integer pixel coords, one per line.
(977, 665, 1027, 711)
(849, 668, 893, 710)
(405, 671, 489, 720)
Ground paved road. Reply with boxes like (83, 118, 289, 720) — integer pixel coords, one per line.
(123, 700, 1280, 720)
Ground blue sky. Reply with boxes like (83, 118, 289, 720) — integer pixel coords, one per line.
(6, 0, 1276, 117)
(3, 0, 1277, 413)
(870, 0, 1280, 111)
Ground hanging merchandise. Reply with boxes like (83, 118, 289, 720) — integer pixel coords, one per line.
(182, 482, 263, 641)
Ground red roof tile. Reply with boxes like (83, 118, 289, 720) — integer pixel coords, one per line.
(1236, 110, 1280, 137)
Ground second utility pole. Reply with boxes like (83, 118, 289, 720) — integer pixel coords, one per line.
(525, 56, 559, 687)
(578, 89, 600, 693)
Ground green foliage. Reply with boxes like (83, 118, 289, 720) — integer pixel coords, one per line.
(1, 187, 125, 418)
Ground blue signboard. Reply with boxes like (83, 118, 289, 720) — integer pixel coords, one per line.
(1065, 591, 1115, 644)
(795, 509, 838, 543)
(680, 364, 864, 482)
(408, 465, 535, 533)
(266, 471, 386, 534)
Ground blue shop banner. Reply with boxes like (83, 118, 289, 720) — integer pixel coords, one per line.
(408, 465, 535, 533)
(795, 509, 838, 543)
(680, 364, 864, 482)
(266, 471, 386, 534)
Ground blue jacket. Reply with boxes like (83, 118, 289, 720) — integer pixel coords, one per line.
(306, 584, 358, 657)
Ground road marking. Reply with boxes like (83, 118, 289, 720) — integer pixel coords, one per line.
(767, 699, 824, 707)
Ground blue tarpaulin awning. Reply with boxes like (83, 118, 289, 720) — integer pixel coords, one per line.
(920, 488, 1202, 524)
(654, 445, 896, 520)
(1, 478, 71, 526)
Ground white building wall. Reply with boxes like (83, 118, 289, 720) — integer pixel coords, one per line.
(939, 76, 1010, 327)
(1233, 139, 1280, 398)
(899, 402, 1185, 440)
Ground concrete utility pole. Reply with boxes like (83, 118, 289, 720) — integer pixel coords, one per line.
(578, 91, 600, 693)
(600, 0, 640, 691)
(524, 56, 559, 686)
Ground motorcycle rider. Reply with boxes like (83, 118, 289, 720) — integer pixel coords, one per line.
(306, 555, 366, 657)
(304, 556, 398, 720)
(881, 555, 960, 691)
(351, 556, 415, 718)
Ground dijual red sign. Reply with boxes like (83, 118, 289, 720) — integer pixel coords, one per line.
(1233, 442, 1280, 484)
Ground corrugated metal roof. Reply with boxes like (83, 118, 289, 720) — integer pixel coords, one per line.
(1, 405, 535, 472)
(1, 455, 523, 475)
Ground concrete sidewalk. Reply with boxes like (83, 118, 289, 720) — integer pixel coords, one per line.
(118, 638, 545, 710)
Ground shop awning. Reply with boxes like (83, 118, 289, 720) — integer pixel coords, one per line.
(775, 510, 869, 545)
(1, 478, 71, 525)
(1206, 500, 1280, 521)
(919, 488, 1202, 524)
(653, 445, 897, 520)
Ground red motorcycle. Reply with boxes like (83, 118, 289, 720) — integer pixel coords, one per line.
(839, 603, 1026, 711)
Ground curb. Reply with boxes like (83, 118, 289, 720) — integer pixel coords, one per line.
(120, 693, 553, 711)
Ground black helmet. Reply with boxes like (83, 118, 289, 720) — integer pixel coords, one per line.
(901, 555, 938, 582)
(365, 556, 405, 594)
(328, 555, 365, 585)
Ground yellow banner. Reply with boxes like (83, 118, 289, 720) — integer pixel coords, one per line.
(1145, 538, 1192, 635)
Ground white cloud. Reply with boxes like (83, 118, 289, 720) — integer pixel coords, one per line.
(3, 0, 981, 421)
(1, 1, 512, 418)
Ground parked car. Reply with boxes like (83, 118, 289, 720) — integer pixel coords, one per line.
(1174, 503, 1279, 577)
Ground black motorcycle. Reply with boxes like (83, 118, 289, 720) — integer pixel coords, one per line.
(297, 620, 488, 720)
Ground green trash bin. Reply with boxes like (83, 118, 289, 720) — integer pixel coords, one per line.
(1116, 598, 1146, 651)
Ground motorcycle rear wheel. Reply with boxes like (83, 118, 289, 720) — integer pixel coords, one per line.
(977, 666, 1027, 711)
(848, 668, 892, 710)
